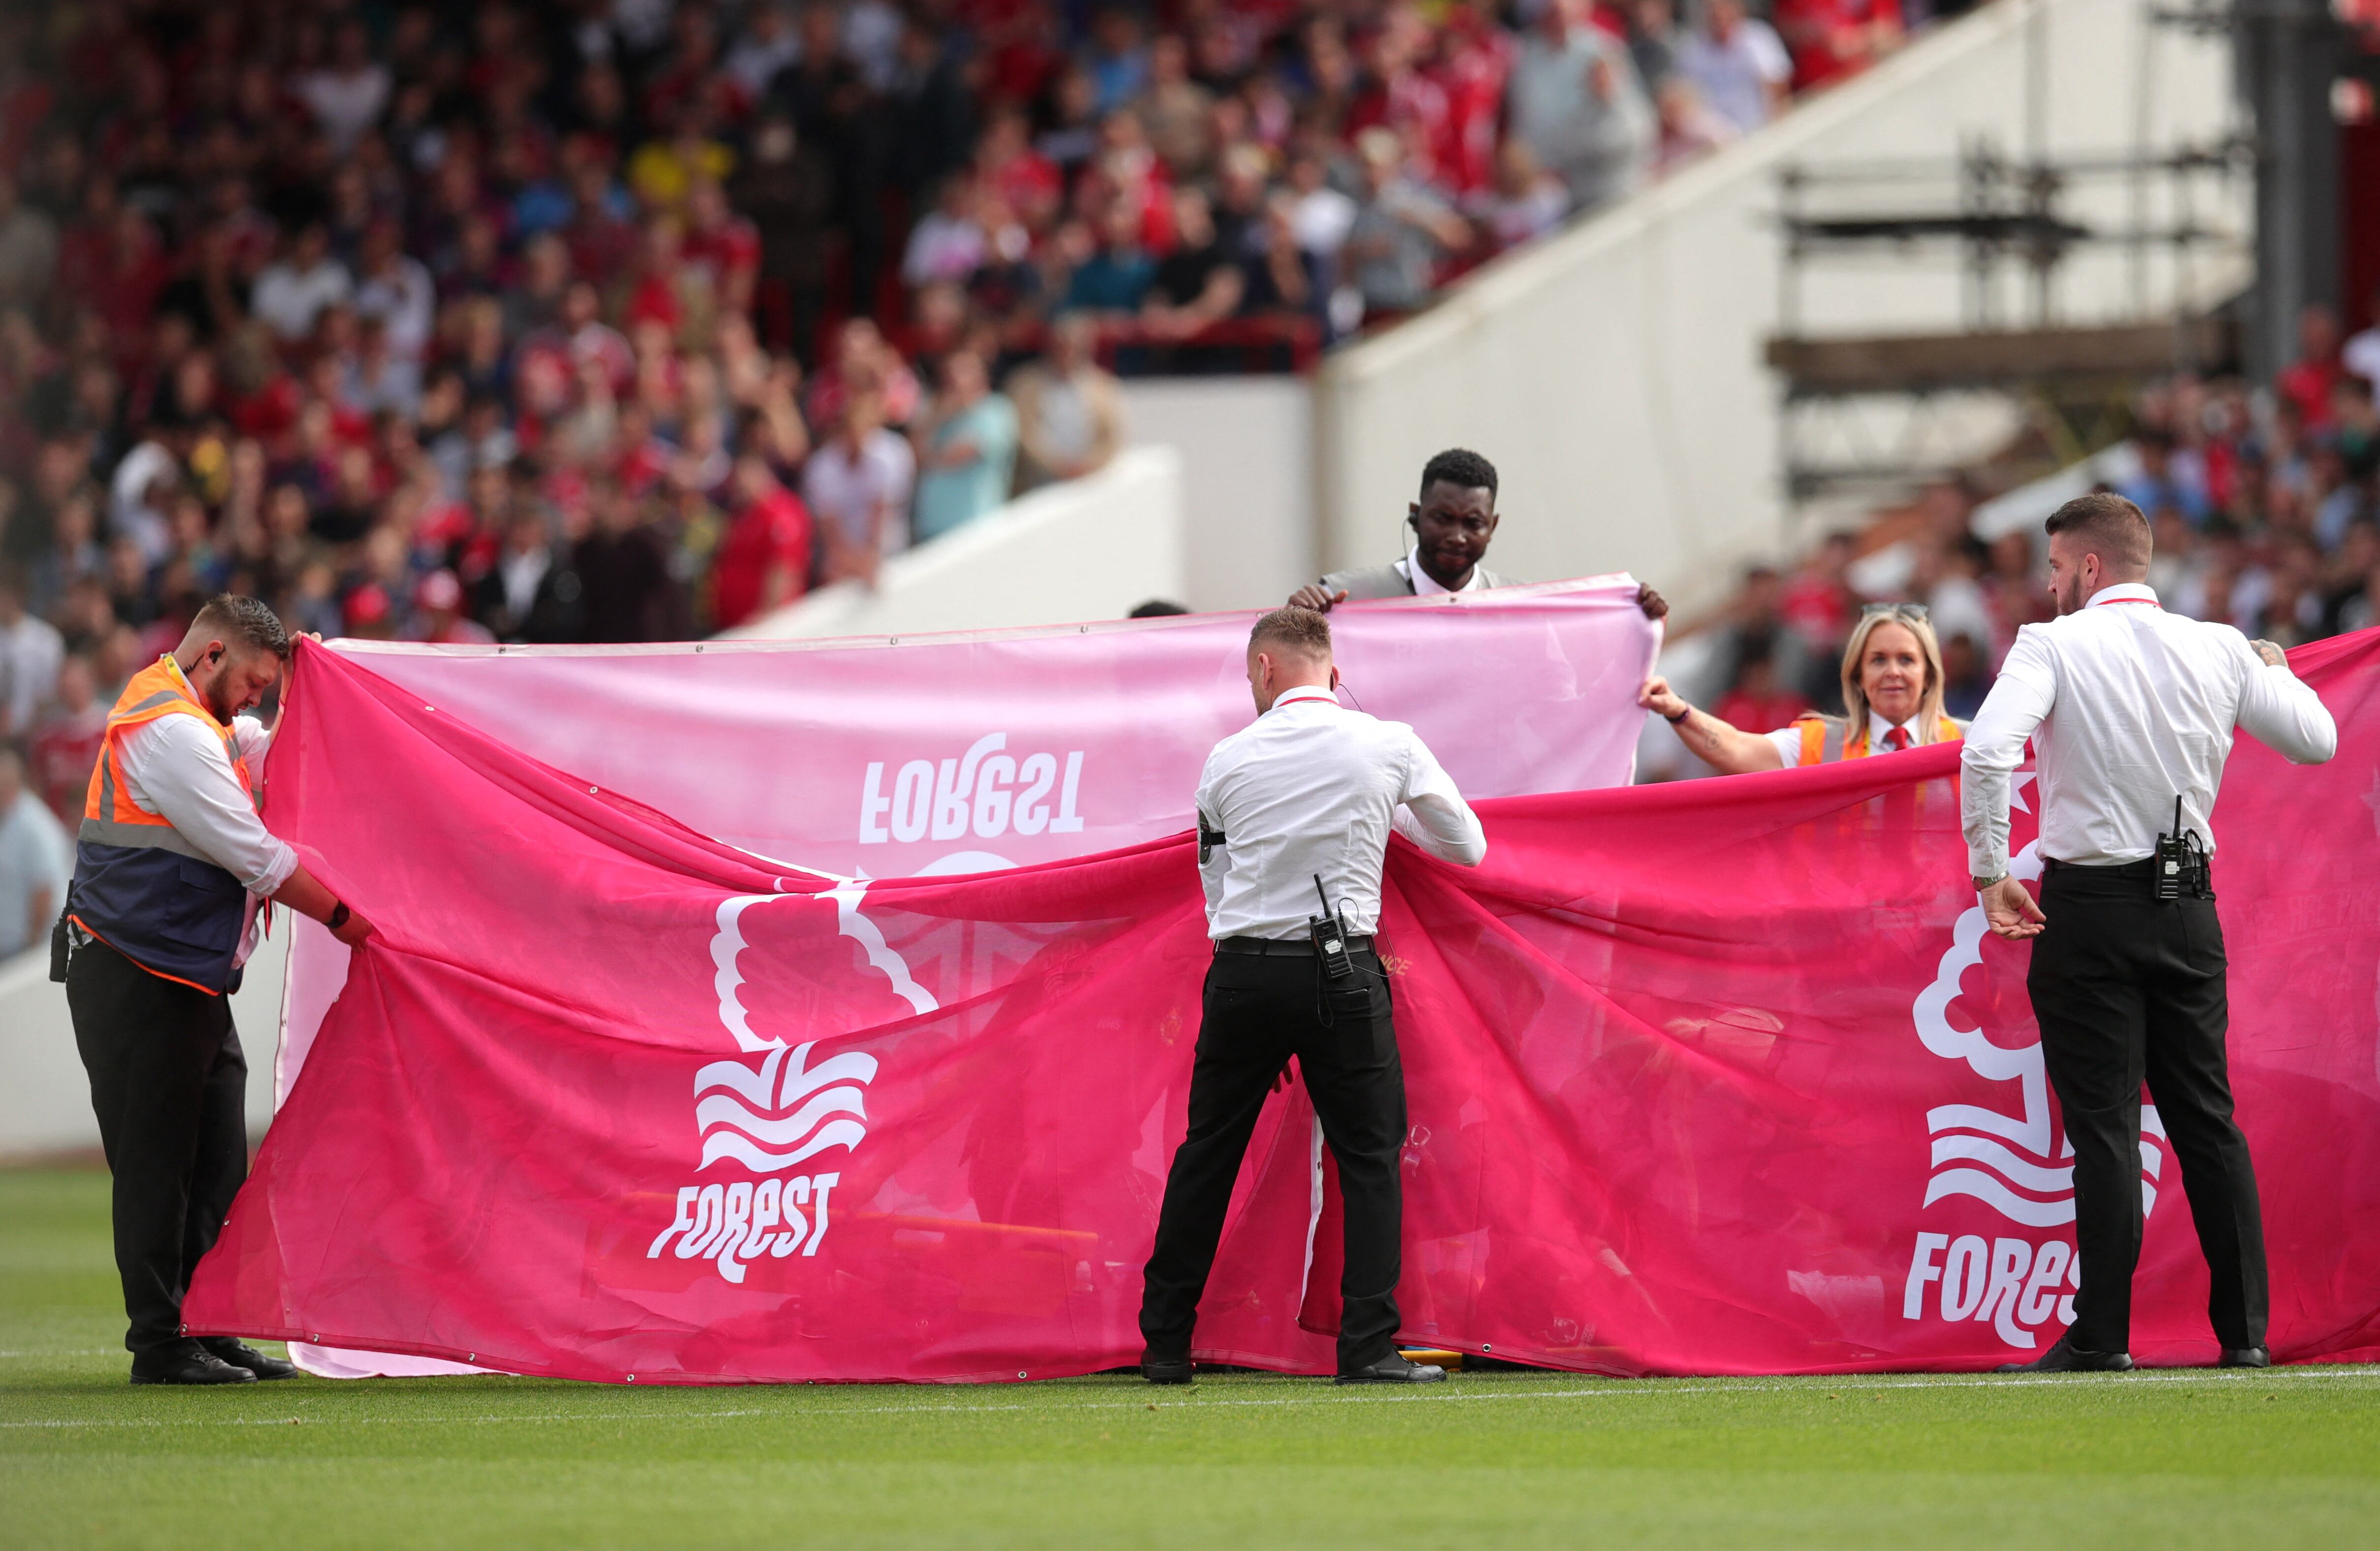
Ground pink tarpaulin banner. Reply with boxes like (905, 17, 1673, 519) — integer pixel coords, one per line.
(188, 626, 2380, 1381)
(262, 581, 1661, 1376)
(321, 576, 1662, 878)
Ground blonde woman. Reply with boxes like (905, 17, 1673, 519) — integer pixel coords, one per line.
(1640, 604, 1965, 774)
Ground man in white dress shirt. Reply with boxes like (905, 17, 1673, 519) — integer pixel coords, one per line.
(1139, 606, 1487, 1386)
(1961, 493, 2337, 1373)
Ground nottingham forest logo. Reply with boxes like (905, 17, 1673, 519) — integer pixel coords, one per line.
(645, 1040, 879, 1284)
(1902, 777, 2169, 1352)
(645, 887, 933, 1285)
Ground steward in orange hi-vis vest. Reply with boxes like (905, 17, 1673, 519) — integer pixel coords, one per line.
(69, 656, 260, 993)
(59, 597, 373, 1384)
(1790, 712, 1967, 767)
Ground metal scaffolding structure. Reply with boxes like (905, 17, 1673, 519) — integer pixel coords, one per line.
(1765, 0, 2344, 502)
(1769, 132, 2253, 499)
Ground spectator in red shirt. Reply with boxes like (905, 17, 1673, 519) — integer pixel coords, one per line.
(563, 158, 639, 289)
(1774, 0, 1902, 91)
(400, 569, 497, 645)
(683, 177, 762, 320)
(1777, 529, 1858, 660)
(622, 217, 689, 338)
(1347, 5, 1454, 181)
(2275, 303, 2344, 434)
(1709, 636, 1810, 734)
(710, 452, 814, 631)
(1433, 0, 1517, 199)
(80, 206, 174, 362)
(29, 652, 105, 823)
(975, 105, 1064, 232)
(806, 318, 922, 431)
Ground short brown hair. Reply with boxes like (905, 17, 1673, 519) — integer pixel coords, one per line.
(2044, 492, 2152, 572)
(190, 594, 293, 661)
(1248, 605, 1332, 661)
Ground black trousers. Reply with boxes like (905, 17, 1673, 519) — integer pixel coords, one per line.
(66, 937, 249, 1356)
(2027, 862, 2266, 1353)
(1140, 947, 1407, 1372)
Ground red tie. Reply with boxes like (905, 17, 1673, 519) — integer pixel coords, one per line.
(1884, 726, 1911, 752)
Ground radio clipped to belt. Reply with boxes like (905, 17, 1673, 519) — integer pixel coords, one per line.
(48, 884, 80, 983)
(2155, 795, 2214, 901)
(1309, 875, 1355, 981)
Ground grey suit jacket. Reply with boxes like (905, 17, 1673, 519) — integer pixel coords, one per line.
(1316, 559, 1519, 601)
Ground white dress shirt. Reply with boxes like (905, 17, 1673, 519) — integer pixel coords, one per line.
(1197, 684, 1487, 940)
(1960, 583, 2337, 877)
(1395, 547, 1484, 598)
(110, 661, 298, 965)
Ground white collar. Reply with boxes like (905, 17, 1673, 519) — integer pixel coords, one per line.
(1400, 546, 1482, 598)
(1867, 708, 1920, 744)
(1268, 684, 1340, 713)
(2087, 583, 2160, 608)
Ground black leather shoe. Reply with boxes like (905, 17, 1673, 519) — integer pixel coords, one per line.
(1141, 1357, 1194, 1385)
(1336, 1352, 1447, 1385)
(1994, 1333, 2134, 1374)
(200, 1337, 297, 1380)
(2218, 1345, 2271, 1368)
(130, 1340, 258, 1386)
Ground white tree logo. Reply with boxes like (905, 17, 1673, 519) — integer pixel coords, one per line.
(1903, 774, 2167, 1350)
(645, 886, 936, 1284)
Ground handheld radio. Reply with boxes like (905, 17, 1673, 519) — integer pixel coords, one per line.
(2154, 795, 2212, 901)
(1308, 875, 1356, 981)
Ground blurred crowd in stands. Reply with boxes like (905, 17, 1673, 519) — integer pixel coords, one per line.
(0, 0, 2159, 939)
(0, 0, 1971, 673)
(1669, 300, 2380, 759)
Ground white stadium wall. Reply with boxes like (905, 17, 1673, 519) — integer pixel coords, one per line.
(1313, 0, 2241, 616)
(726, 444, 1185, 640)
(0, 937, 290, 1157)
(1118, 378, 1318, 613)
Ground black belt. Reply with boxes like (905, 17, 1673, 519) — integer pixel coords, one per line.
(2042, 854, 2214, 900)
(2041, 857, 2157, 878)
(1215, 934, 1375, 957)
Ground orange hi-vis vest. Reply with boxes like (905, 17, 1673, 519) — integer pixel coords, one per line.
(67, 656, 259, 993)
(1793, 713, 1966, 767)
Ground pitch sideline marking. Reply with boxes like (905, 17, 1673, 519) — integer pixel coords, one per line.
(4, 1367, 2375, 1430)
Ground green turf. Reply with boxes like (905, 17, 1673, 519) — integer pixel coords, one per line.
(4, 1169, 2377, 1549)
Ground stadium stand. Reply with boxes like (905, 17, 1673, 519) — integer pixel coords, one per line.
(0, 0, 1980, 675)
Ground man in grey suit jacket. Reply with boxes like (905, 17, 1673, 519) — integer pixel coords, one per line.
(1289, 448, 1666, 619)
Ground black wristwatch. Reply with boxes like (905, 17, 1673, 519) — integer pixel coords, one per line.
(326, 901, 351, 931)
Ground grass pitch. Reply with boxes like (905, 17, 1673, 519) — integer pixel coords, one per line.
(4, 1170, 2377, 1549)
